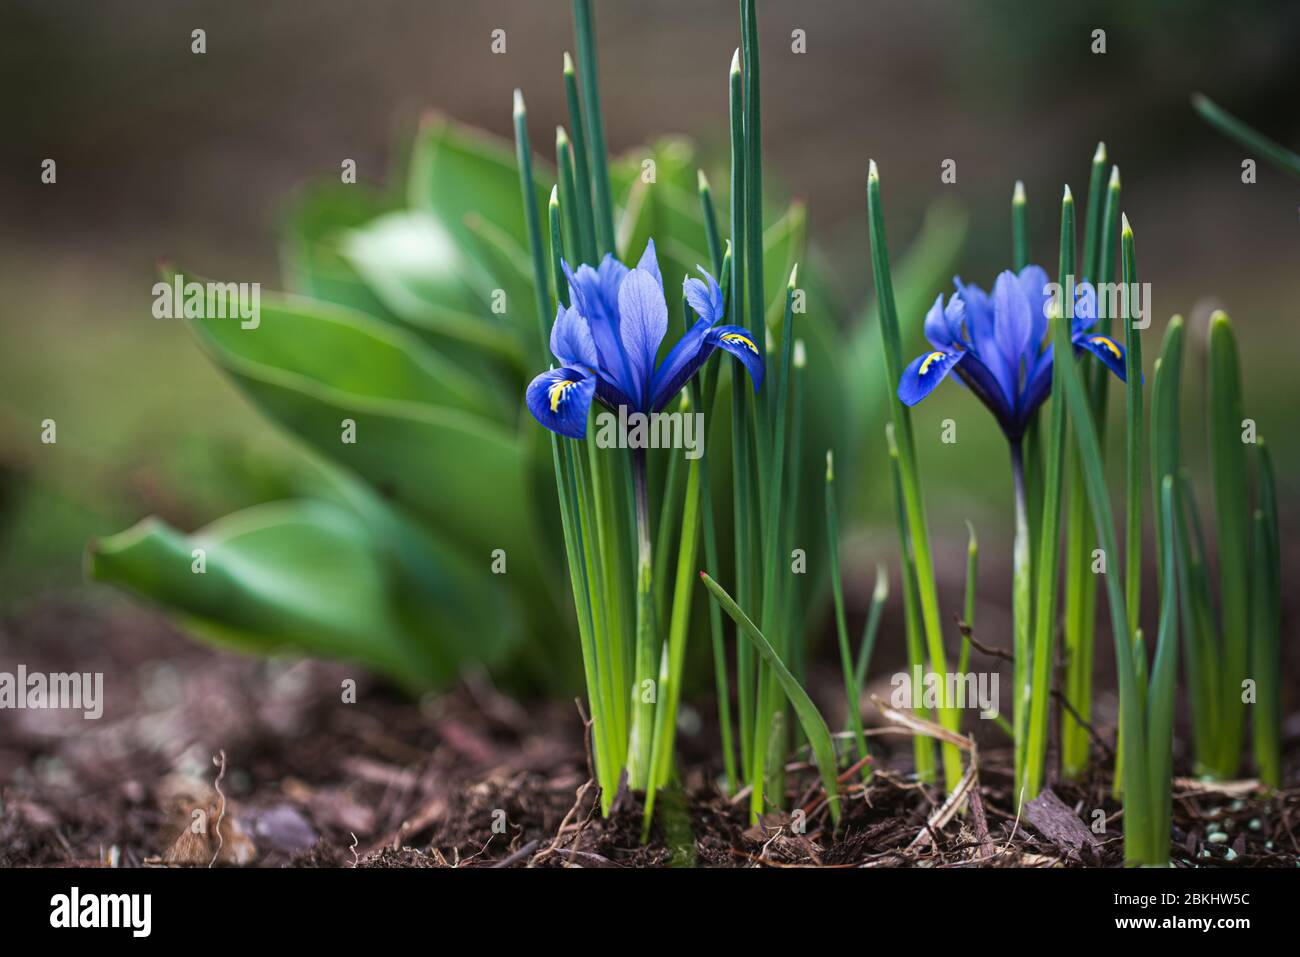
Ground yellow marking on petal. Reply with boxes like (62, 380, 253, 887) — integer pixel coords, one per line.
(548, 379, 577, 412)
(720, 332, 758, 354)
(919, 351, 948, 376)
(1090, 335, 1121, 359)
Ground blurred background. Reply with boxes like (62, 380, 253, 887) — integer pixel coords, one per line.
(3, 0, 1298, 652)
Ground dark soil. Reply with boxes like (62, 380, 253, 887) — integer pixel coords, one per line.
(2, 591, 1298, 868)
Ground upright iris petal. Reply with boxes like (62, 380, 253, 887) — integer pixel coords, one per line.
(899, 265, 1129, 441)
(525, 242, 764, 437)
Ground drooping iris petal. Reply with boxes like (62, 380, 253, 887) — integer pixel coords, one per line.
(708, 324, 765, 393)
(617, 268, 669, 406)
(898, 349, 962, 406)
(683, 268, 725, 325)
(649, 317, 714, 412)
(525, 367, 597, 439)
(1073, 331, 1128, 382)
(993, 270, 1032, 377)
(550, 304, 599, 369)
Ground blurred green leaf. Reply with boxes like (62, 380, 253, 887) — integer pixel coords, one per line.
(89, 500, 457, 689)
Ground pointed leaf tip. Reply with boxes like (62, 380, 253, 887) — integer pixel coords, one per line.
(563, 51, 575, 73)
(513, 89, 525, 115)
(1121, 211, 1133, 236)
(697, 168, 709, 192)
(794, 338, 806, 369)
(730, 48, 741, 73)
(825, 449, 834, 482)
(1062, 183, 1073, 203)
(868, 159, 879, 180)
(787, 262, 799, 288)
(1094, 141, 1107, 163)
(549, 183, 559, 205)
(1013, 180, 1026, 204)
(1109, 165, 1121, 188)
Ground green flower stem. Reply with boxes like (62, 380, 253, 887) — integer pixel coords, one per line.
(1012, 180, 1028, 270)
(1145, 477, 1180, 865)
(868, 163, 962, 791)
(727, 49, 756, 783)
(1053, 264, 1151, 867)
(1252, 441, 1281, 786)
(571, 0, 615, 256)
(626, 447, 658, 788)
(1121, 216, 1144, 639)
(958, 521, 977, 679)
(740, 0, 765, 346)
(1081, 143, 1108, 281)
(513, 90, 551, 354)
(643, 452, 703, 838)
(854, 564, 888, 691)
(562, 52, 598, 263)
(1208, 311, 1249, 778)
(827, 450, 869, 775)
(1008, 440, 1032, 792)
(555, 129, 582, 265)
(1023, 186, 1075, 801)
(749, 268, 798, 821)
(698, 170, 725, 275)
(888, 424, 937, 783)
(1062, 164, 1121, 777)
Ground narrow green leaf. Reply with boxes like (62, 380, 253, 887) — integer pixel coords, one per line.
(1193, 92, 1300, 180)
(827, 450, 869, 774)
(701, 572, 842, 825)
(1208, 310, 1249, 778)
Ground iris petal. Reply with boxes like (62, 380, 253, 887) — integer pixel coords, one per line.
(1017, 265, 1052, 357)
(708, 324, 765, 393)
(924, 294, 955, 349)
(684, 268, 725, 325)
(550, 304, 599, 369)
(898, 349, 962, 406)
(649, 317, 714, 411)
(636, 238, 662, 290)
(617, 268, 669, 407)
(1073, 332, 1128, 382)
(525, 367, 597, 439)
(993, 270, 1032, 376)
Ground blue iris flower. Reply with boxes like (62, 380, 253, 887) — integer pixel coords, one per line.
(525, 239, 765, 438)
(898, 266, 1128, 440)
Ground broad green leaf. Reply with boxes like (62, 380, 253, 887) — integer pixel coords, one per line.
(407, 112, 552, 254)
(341, 211, 523, 367)
(191, 352, 548, 593)
(279, 180, 397, 319)
(183, 286, 501, 421)
(89, 500, 457, 690)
